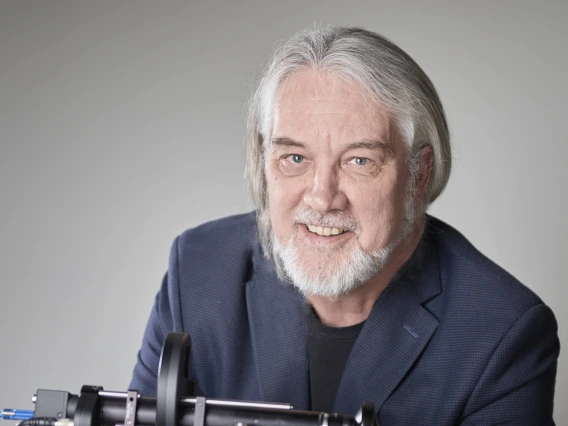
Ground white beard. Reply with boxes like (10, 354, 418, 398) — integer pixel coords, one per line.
(273, 234, 396, 297)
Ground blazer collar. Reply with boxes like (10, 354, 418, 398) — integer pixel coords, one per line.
(334, 229, 442, 414)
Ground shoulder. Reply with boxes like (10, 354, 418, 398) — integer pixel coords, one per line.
(422, 217, 559, 411)
(173, 211, 259, 259)
(179, 211, 258, 243)
(424, 216, 545, 320)
(167, 212, 262, 297)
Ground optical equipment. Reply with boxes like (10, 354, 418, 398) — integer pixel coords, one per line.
(3, 333, 378, 426)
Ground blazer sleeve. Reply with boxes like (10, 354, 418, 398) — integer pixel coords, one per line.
(129, 236, 181, 397)
(460, 303, 560, 425)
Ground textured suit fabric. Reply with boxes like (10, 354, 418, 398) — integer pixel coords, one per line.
(130, 213, 560, 425)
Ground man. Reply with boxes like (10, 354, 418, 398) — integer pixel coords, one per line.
(130, 27, 559, 424)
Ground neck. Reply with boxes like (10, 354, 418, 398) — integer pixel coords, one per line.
(307, 215, 426, 327)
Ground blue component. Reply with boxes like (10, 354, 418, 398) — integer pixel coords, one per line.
(1, 409, 35, 421)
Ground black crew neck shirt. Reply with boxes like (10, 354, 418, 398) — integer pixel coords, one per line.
(308, 309, 365, 412)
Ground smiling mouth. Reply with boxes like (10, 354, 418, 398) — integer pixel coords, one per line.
(306, 224, 348, 237)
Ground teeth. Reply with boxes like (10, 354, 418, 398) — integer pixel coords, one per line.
(306, 224, 345, 237)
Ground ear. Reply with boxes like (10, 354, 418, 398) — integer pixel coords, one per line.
(414, 144, 433, 207)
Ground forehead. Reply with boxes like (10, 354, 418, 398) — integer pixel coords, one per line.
(272, 68, 394, 143)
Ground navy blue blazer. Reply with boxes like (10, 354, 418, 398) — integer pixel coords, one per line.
(130, 213, 559, 425)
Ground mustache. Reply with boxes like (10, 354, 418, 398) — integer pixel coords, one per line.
(294, 208, 359, 231)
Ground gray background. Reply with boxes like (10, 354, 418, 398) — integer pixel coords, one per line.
(1, 0, 566, 422)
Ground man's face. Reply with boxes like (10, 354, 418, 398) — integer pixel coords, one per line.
(265, 69, 413, 296)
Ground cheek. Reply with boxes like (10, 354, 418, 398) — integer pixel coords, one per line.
(353, 175, 402, 214)
(352, 174, 408, 244)
(266, 163, 306, 208)
(265, 166, 299, 240)
(266, 166, 285, 211)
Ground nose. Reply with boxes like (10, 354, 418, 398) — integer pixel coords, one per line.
(303, 166, 348, 212)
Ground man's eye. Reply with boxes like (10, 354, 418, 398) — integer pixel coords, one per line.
(349, 157, 368, 165)
(288, 154, 304, 164)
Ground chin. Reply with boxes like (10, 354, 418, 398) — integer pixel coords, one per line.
(273, 234, 395, 298)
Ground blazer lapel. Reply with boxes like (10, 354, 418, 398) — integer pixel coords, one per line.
(333, 236, 442, 415)
(246, 249, 311, 410)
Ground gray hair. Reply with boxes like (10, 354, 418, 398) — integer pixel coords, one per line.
(245, 26, 451, 259)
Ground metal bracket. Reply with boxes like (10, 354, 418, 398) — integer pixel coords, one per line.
(193, 396, 206, 426)
(122, 391, 138, 426)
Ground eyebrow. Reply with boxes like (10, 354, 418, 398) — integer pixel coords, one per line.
(270, 137, 305, 148)
(270, 137, 394, 156)
(347, 139, 394, 156)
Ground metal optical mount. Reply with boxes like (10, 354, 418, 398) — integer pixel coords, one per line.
(22, 333, 378, 426)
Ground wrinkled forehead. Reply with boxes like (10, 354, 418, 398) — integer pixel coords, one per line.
(270, 68, 398, 147)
